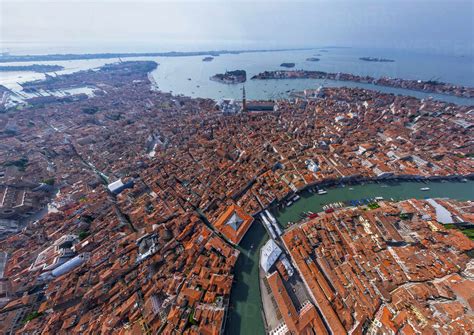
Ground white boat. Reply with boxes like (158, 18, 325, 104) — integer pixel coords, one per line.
(420, 187, 430, 191)
(318, 189, 327, 195)
(375, 196, 384, 201)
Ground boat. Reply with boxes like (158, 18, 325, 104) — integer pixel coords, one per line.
(317, 189, 327, 195)
(420, 187, 430, 191)
(375, 196, 384, 201)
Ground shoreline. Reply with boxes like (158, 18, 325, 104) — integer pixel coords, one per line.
(252, 70, 474, 98)
(2, 56, 473, 335)
(0, 47, 313, 63)
(209, 77, 246, 85)
(4, 59, 473, 109)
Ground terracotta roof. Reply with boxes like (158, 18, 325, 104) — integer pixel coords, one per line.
(213, 204, 254, 244)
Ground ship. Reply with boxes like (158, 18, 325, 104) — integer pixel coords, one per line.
(359, 57, 395, 62)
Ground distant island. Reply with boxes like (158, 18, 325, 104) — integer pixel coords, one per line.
(202, 57, 214, 62)
(0, 48, 312, 63)
(251, 70, 474, 98)
(306, 57, 320, 62)
(210, 70, 246, 84)
(280, 62, 295, 68)
(360, 57, 395, 62)
(0, 64, 64, 72)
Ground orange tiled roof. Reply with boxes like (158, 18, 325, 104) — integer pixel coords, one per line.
(213, 204, 254, 244)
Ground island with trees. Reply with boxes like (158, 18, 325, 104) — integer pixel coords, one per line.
(210, 70, 246, 84)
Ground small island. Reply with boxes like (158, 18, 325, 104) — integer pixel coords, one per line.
(360, 57, 394, 62)
(210, 70, 246, 84)
(306, 57, 320, 62)
(0, 64, 64, 73)
(202, 56, 214, 62)
(280, 62, 295, 68)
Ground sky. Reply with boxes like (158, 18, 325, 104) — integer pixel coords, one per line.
(1, 0, 473, 55)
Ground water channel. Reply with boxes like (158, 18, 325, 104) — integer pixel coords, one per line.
(225, 180, 474, 334)
(2, 49, 474, 106)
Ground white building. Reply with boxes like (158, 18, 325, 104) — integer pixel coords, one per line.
(260, 239, 282, 273)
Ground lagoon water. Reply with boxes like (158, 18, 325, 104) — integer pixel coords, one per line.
(226, 180, 474, 335)
(1, 47, 473, 334)
(1, 48, 473, 104)
(151, 48, 474, 104)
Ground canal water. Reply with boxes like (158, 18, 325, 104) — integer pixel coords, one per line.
(149, 49, 474, 105)
(2, 48, 473, 105)
(225, 180, 474, 335)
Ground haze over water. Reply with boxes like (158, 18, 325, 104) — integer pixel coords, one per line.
(2, 47, 473, 105)
(2, 0, 473, 55)
(2, 0, 472, 103)
(1, 2, 473, 335)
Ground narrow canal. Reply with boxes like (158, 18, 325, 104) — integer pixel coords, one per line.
(225, 180, 474, 335)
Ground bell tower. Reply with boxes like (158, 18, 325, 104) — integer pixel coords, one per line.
(242, 85, 247, 113)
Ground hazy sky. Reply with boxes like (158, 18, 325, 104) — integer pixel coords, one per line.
(1, 0, 473, 55)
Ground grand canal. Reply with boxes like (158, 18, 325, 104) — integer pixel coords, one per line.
(225, 180, 474, 334)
